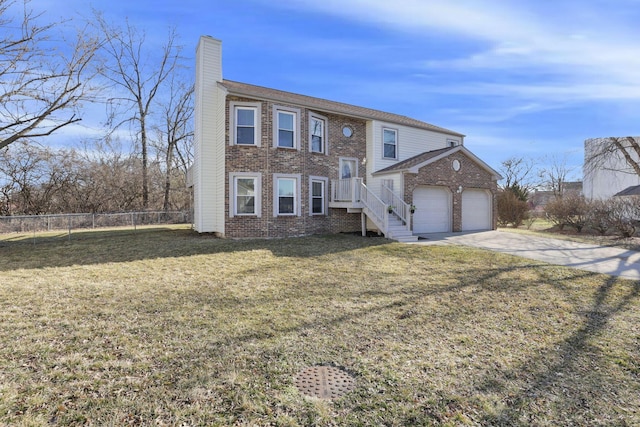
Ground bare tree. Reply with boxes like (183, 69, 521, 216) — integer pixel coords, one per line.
(538, 154, 577, 198)
(155, 78, 193, 211)
(498, 157, 538, 201)
(93, 13, 182, 209)
(0, 0, 101, 150)
(584, 136, 640, 177)
(0, 140, 54, 214)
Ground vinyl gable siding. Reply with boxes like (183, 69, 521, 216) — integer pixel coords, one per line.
(369, 120, 461, 173)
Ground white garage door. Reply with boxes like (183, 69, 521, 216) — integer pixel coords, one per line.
(413, 186, 451, 233)
(462, 189, 491, 231)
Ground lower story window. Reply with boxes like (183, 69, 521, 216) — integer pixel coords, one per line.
(277, 177, 297, 215)
(236, 177, 256, 214)
(310, 177, 327, 215)
(230, 173, 261, 217)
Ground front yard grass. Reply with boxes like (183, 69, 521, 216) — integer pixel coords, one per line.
(1, 226, 639, 426)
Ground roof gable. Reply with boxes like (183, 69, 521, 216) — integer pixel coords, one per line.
(219, 80, 464, 137)
(374, 145, 502, 180)
(614, 185, 640, 196)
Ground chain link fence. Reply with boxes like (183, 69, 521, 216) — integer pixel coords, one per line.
(0, 211, 192, 241)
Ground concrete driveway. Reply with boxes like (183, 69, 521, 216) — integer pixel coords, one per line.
(412, 230, 640, 281)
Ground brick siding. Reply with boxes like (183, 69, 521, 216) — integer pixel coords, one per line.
(224, 96, 366, 238)
(403, 152, 498, 231)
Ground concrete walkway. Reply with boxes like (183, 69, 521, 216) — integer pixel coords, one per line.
(411, 230, 640, 281)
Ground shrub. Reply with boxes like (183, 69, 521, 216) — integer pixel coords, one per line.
(544, 194, 589, 232)
(497, 190, 529, 227)
(607, 197, 640, 238)
(586, 199, 612, 235)
(545, 197, 571, 230)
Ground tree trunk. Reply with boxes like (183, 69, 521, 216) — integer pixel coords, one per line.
(163, 143, 174, 212)
(140, 113, 149, 209)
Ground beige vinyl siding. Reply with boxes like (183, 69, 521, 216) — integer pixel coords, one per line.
(366, 172, 402, 207)
(365, 173, 402, 233)
(370, 120, 459, 172)
(211, 84, 226, 232)
(194, 36, 225, 233)
(366, 120, 459, 201)
(365, 123, 403, 198)
(365, 121, 375, 185)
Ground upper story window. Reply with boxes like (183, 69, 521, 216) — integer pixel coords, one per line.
(278, 112, 295, 148)
(230, 102, 261, 146)
(448, 139, 460, 147)
(273, 106, 300, 149)
(236, 108, 256, 145)
(309, 113, 328, 154)
(383, 128, 397, 159)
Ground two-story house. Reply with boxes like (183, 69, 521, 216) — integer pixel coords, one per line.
(192, 36, 501, 241)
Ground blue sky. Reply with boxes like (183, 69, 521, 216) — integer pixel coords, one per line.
(24, 0, 640, 176)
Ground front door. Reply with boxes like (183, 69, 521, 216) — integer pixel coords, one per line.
(340, 158, 358, 179)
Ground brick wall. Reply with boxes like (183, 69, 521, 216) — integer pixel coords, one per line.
(224, 96, 366, 238)
(404, 152, 498, 231)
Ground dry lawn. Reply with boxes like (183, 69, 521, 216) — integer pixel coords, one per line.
(0, 226, 639, 426)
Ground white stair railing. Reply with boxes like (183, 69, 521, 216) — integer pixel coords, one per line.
(331, 178, 353, 202)
(381, 183, 411, 230)
(329, 178, 415, 239)
(357, 179, 389, 235)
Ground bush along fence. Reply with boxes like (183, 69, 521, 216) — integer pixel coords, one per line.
(0, 211, 191, 241)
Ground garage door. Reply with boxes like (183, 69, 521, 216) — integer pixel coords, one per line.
(413, 186, 451, 233)
(462, 189, 491, 231)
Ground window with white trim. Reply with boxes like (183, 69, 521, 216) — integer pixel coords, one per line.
(309, 177, 328, 215)
(229, 173, 261, 217)
(309, 113, 327, 154)
(236, 108, 256, 145)
(273, 106, 300, 149)
(383, 128, 397, 159)
(278, 111, 295, 148)
(274, 174, 301, 216)
(230, 102, 261, 146)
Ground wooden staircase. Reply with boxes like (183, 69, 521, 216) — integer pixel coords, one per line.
(330, 178, 418, 242)
(358, 180, 417, 242)
(386, 214, 418, 242)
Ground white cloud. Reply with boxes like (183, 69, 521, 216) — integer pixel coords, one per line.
(272, 0, 640, 104)
(279, 0, 539, 41)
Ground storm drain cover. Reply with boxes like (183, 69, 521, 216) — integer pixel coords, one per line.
(295, 366, 355, 399)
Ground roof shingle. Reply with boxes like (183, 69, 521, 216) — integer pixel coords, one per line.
(375, 147, 455, 174)
(220, 80, 464, 137)
(614, 185, 640, 196)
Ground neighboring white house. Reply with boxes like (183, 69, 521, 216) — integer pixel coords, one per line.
(583, 137, 640, 200)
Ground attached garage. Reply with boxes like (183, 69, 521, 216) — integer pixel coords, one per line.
(462, 189, 491, 231)
(413, 186, 451, 233)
